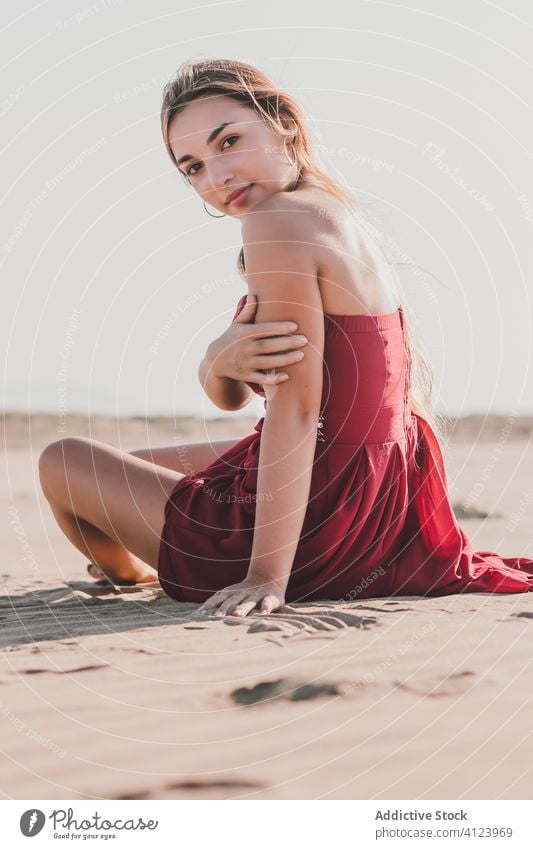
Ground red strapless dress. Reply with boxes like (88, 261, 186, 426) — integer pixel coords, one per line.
(157, 294, 533, 603)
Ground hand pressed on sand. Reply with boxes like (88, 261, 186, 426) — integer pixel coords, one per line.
(198, 574, 286, 618)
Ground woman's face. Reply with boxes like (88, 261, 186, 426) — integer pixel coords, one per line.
(167, 94, 299, 219)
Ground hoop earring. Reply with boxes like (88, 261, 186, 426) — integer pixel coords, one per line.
(283, 137, 297, 167)
(203, 199, 226, 218)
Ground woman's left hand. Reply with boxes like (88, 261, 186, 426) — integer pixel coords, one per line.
(198, 574, 286, 618)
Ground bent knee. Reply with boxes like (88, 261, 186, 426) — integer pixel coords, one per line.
(38, 437, 90, 496)
(39, 436, 88, 467)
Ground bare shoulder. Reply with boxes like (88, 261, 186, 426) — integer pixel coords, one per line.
(248, 187, 402, 315)
(245, 186, 321, 216)
(242, 189, 324, 244)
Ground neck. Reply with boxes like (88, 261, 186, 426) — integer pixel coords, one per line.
(293, 169, 324, 192)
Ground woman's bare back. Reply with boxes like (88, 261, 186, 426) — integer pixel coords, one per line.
(271, 181, 402, 317)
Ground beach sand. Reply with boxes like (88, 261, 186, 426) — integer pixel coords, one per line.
(2, 412, 532, 800)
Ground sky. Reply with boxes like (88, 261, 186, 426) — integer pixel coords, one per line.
(2, 0, 532, 422)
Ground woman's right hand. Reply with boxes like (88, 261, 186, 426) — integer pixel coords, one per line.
(206, 293, 309, 386)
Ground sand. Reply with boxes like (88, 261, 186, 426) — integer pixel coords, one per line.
(1, 412, 532, 800)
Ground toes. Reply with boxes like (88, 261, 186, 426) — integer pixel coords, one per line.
(87, 563, 105, 580)
(86, 562, 159, 587)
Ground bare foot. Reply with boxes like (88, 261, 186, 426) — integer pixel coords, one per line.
(86, 562, 160, 586)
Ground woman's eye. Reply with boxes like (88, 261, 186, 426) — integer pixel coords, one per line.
(186, 135, 239, 178)
(221, 134, 239, 150)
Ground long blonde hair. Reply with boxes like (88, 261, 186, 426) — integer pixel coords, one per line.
(161, 58, 447, 447)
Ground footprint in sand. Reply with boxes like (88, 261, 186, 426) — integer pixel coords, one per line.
(115, 778, 266, 800)
(394, 670, 477, 697)
(17, 664, 107, 675)
(231, 677, 351, 705)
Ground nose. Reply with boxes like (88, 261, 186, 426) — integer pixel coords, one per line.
(202, 160, 234, 199)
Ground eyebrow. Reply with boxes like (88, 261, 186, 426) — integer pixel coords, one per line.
(176, 121, 237, 170)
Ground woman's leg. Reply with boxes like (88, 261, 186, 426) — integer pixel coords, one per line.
(128, 438, 242, 475)
(45, 501, 156, 582)
(38, 437, 184, 583)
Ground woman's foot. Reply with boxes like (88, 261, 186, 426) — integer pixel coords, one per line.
(86, 562, 160, 587)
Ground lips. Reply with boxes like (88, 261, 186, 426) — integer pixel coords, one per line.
(226, 184, 252, 205)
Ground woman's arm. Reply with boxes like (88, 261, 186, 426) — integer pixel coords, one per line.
(198, 349, 253, 411)
(198, 201, 324, 618)
(243, 205, 324, 588)
(248, 403, 320, 587)
(197, 292, 310, 411)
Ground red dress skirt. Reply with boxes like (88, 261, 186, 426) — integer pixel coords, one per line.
(157, 294, 533, 603)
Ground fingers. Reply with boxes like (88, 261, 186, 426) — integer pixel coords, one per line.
(247, 370, 290, 385)
(216, 594, 253, 617)
(251, 332, 308, 349)
(199, 591, 247, 617)
(246, 337, 308, 379)
(198, 592, 225, 613)
(249, 350, 306, 370)
(199, 592, 279, 618)
(257, 594, 280, 615)
(251, 323, 301, 338)
(232, 294, 255, 322)
(234, 294, 300, 338)
(235, 331, 308, 387)
(232, 599, 258, 617)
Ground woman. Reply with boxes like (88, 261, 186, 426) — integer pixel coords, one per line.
(38, 58, 533, 618)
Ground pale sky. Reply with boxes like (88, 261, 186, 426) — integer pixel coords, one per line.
(2, 0, 532, 421)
